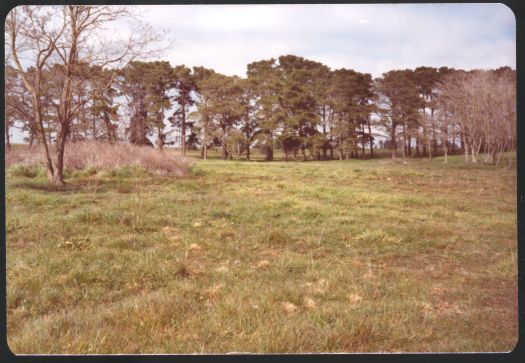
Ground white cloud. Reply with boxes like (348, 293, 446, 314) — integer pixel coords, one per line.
(6, 4, 516, 144)
(139, 3, 515, 78)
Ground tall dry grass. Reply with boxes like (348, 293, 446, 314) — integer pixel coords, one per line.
(5, 141, 192, 176)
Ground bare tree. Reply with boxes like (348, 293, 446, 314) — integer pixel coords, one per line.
(6, 5, 163, 184)
(437, 69, 515, 165)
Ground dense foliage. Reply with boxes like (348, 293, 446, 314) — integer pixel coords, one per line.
(7, 58, 515, 165)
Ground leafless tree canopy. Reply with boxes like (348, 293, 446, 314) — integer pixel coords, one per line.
(5, 5, 164, 184)
(436, 69, 516, 164)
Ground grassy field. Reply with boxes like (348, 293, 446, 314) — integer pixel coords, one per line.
(5, 153, 517, 353)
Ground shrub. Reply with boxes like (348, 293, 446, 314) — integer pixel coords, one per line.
(7, 165, 41, 178)
(5, 142, 192, 177)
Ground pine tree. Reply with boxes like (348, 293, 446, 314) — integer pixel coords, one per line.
(170, 65, 196, 156)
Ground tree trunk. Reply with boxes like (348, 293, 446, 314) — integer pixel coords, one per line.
(266, 130, 274, 161)
(222, 140, 228, 160)
(462, 133, 469, 162)
(391, 125, 397, 159)
(361, 123, 366, 156)
(157, 126, 164, 151)
(181, 106, 186, 156)
(245, 130, 251, 161)
(5, 122, 11, 150)
(103, 111, 116, 142)
(51, 122, 69, 186)
(202, 127, 207, 160)
(329, 110, 334, 159)
(443, 136, 448, 164)
(322, 107, 327, 159)
(367, 117, 373, 157)
(92, 113, 97, 140)
(402, 122, 407, 163)
(426, 127, 432, 160)
(34, 95, 55, 183)
(451, 128, 456, 155)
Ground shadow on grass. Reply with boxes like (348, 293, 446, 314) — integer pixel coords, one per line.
(10, 180, 83, 193)
(10, 177, 142, 194)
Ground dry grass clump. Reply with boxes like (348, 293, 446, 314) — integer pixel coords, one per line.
(5, 142, 192, 176)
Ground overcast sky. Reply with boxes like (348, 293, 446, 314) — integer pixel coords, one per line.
(138, 3, 515, 78)
(7, 3, 516, 143)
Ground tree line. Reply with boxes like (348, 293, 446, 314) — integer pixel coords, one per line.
(5, 6, 516, 185)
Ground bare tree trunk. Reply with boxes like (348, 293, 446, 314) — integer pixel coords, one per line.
(5, 122, 11, 150)
(52, 121, 70, 185)
(34, 96, 56, 182)
(461, 132, 469, 162)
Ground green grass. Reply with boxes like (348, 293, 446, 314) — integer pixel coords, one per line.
(6, 154, 517, 353)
